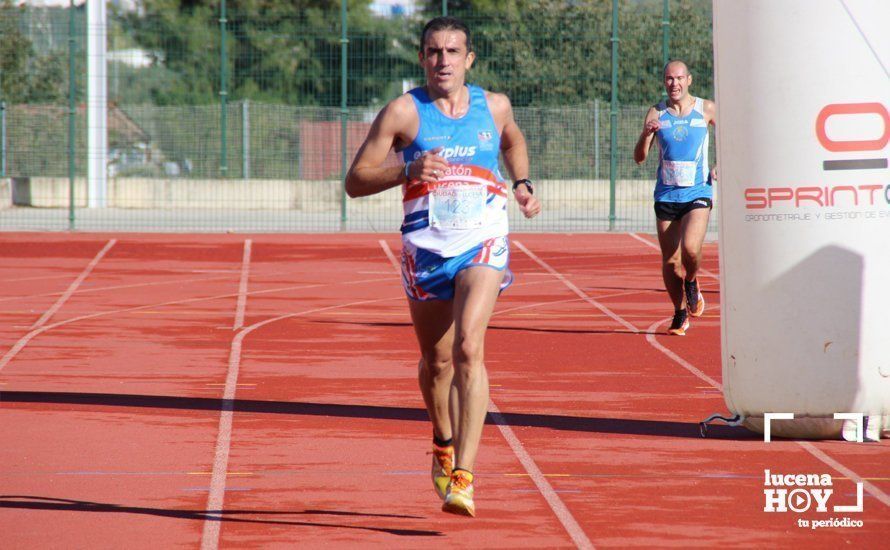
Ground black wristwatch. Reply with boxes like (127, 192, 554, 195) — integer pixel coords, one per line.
(512, 178, 534, 194)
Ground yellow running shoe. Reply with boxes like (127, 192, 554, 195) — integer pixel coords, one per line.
(442, 469, 475, 517)
(431, 443, 454, 501)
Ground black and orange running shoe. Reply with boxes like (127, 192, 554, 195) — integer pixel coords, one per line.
(668, 309, 690, 336)
(685, 279, 705, 318)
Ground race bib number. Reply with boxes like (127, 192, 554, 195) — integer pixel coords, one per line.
(428, 184, 487, 230)
(661, 160, 697, 187)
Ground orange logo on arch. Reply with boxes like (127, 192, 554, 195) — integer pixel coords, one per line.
(815, 102, 890, 152)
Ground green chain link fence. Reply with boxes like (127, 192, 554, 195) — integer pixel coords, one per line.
(0, 0, 716, 233)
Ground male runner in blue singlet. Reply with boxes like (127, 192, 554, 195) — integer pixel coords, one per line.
(634, 60, 716, 336)
(346, 17, 541, 516)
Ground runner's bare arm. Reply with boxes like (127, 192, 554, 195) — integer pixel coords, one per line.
(704, 99, 717, 126)
(634, 106, 660, 164)
(346, 95, 450, 197)
(704, 99, 718, 181)
(488, 92, 529, 182)
(487, 91, 540, 218)
(345, 97, 412, 198)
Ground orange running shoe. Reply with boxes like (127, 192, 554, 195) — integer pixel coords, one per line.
(431, 443, 454, 501)
(442, 469, 475, 517)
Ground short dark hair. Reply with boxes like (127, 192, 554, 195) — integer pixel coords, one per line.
(420, 16, 472, 53)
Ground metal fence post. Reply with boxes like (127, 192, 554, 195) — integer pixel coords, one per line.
(68, 0, 76, 229)
(663, 0, 670, 100)
(0, 66, 5, 179)
(340, 0, 348, 227)
(242, 99, 249, 179)
(219, 0, 228, 177)
(594, 98, 599, 180)
(1, 101, 6, 179)
(609, 0, 619, 231)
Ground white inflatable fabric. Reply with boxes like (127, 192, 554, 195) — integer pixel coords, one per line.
(713, 0, 890, 439)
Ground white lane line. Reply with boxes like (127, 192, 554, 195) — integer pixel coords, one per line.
(201, 238, 251, 550)
(0, 274, 397, 375)
(489, 402, 594, 549)
(520, 237, 889, 511)
(200, 341, 242, 549)
(627, 232, 660, 253)
(632, 231, 888, 507)
(30, 239, 116, 330)
(625, 232, 723, 386)
(494, 288, 658, 319)
(646, 319, 723, 390)
(495, 296, 590, 317)
(199, 294, 401, 550)
(0, 259, 387, 306)
(798, 441, 890, 508)
(0, 273, 77, 284)
(378, 239, 594, 549)
(233, 240, 252, 330)
(203, 241, 406, 549)
(0, 240, 116, 373)
(516, 239, 721, 391)
(0, 272, 233, 305)
(378, 239, 400, 270)
(627, 232, 718, 280)
(514, 240, 638, 334)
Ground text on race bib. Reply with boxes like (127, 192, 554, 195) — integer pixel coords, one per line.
(428, 184, 487, 230)
(661, 160, 697, 187)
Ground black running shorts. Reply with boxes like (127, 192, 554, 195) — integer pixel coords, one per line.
(654, 197, 713, 221)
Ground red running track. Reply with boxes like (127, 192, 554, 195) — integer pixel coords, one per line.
(0, 232, 886, 548)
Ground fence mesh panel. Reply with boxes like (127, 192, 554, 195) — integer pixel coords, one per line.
(0, 1, 716, 233)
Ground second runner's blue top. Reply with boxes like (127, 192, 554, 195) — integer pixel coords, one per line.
(653, 96, 712, 203)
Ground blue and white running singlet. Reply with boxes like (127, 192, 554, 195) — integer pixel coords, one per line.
(400, 85, 509, 258)
(653, 96, 713, 203)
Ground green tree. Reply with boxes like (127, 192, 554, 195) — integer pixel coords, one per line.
(423, 1, 612, 106)
(0, 2, 31, 102)
(122, 0, 416, 106)
(0, 1, 75, 104)
(419, 0, 711, 107)
(117, 0, 712, 107)
(618, 0, 713, 105)
(664, 1, 712, 100)
(122, 0, 220, 104)
(25, 51, 69, 102)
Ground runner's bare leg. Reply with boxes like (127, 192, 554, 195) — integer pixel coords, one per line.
(410, 298, 455, 442)
(450, 266, 504, 471)
(657, 219, 685, 310)
(680, 208, 710, 283)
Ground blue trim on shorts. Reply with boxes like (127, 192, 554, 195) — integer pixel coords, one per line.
(406, 239, 512, 301)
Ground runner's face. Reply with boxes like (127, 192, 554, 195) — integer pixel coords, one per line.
(663, 64, 691, 103)
(420, 30, 475, 94)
